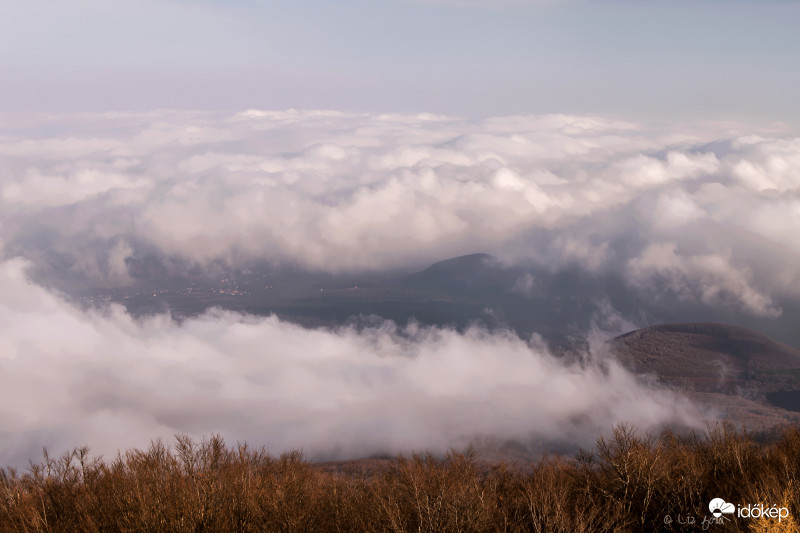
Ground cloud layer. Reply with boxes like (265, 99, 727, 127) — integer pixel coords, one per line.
(2, 110, 800, 465)
(1, 110, 798, 319)
(0, 258, 700, 467)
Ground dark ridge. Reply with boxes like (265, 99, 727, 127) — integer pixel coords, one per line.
(400, 253, 516, 299)
(613, 322, 800, 370)
(409, 253, 497, 276)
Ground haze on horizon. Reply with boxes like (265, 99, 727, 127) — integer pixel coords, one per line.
(2, 0, 800, 126)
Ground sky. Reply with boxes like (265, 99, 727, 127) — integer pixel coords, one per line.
(2, 0, 800, 123)
(1, 0, 799, 466)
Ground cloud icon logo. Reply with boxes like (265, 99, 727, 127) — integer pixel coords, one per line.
(709, 498, 735, 517)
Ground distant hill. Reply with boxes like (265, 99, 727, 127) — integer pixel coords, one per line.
(401, 253, 510, 296)
(611, 322, 800, 428)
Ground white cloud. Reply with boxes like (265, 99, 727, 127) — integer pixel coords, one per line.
(727, 137, 800, 192)
(653, 190, 706, 227)
(615, 152, 719, 188)
(0, 258, 701, 467)
(626, 243, 780, 318)
(1, 167, 151, 208)
(0, 110, 797, 317)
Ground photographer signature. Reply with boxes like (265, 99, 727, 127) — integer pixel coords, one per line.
(663, 514, 726, 530)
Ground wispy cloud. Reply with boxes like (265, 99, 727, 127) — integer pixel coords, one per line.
(0, 257, 701, 468)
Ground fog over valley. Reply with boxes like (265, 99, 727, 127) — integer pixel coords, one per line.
(2, 109, 800, 467)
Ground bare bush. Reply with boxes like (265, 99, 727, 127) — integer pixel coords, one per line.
(2, 423, 799, 532)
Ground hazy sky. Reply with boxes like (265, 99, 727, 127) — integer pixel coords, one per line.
(2, 0, 799, 122)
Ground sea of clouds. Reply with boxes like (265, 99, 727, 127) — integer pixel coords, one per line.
(1, 109, 798, 466)
(2, 110, 798, 315)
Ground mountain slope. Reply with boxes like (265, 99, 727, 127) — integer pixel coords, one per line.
(611, 322, 800, 427)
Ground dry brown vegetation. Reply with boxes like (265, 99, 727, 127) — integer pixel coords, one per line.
(611, 323, 800, 396)
(1, 423, 799, 532)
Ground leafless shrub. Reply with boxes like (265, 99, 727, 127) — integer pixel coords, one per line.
(2, 423, 799, 532)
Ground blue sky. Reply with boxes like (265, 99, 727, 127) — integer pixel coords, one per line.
(2, 0, 799, 122)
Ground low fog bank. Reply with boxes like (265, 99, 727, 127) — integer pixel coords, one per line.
(0, 258, 704, 468)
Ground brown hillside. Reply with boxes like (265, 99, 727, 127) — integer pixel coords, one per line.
(612, 322, 800, 395)
(611, 322, 800, 428)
